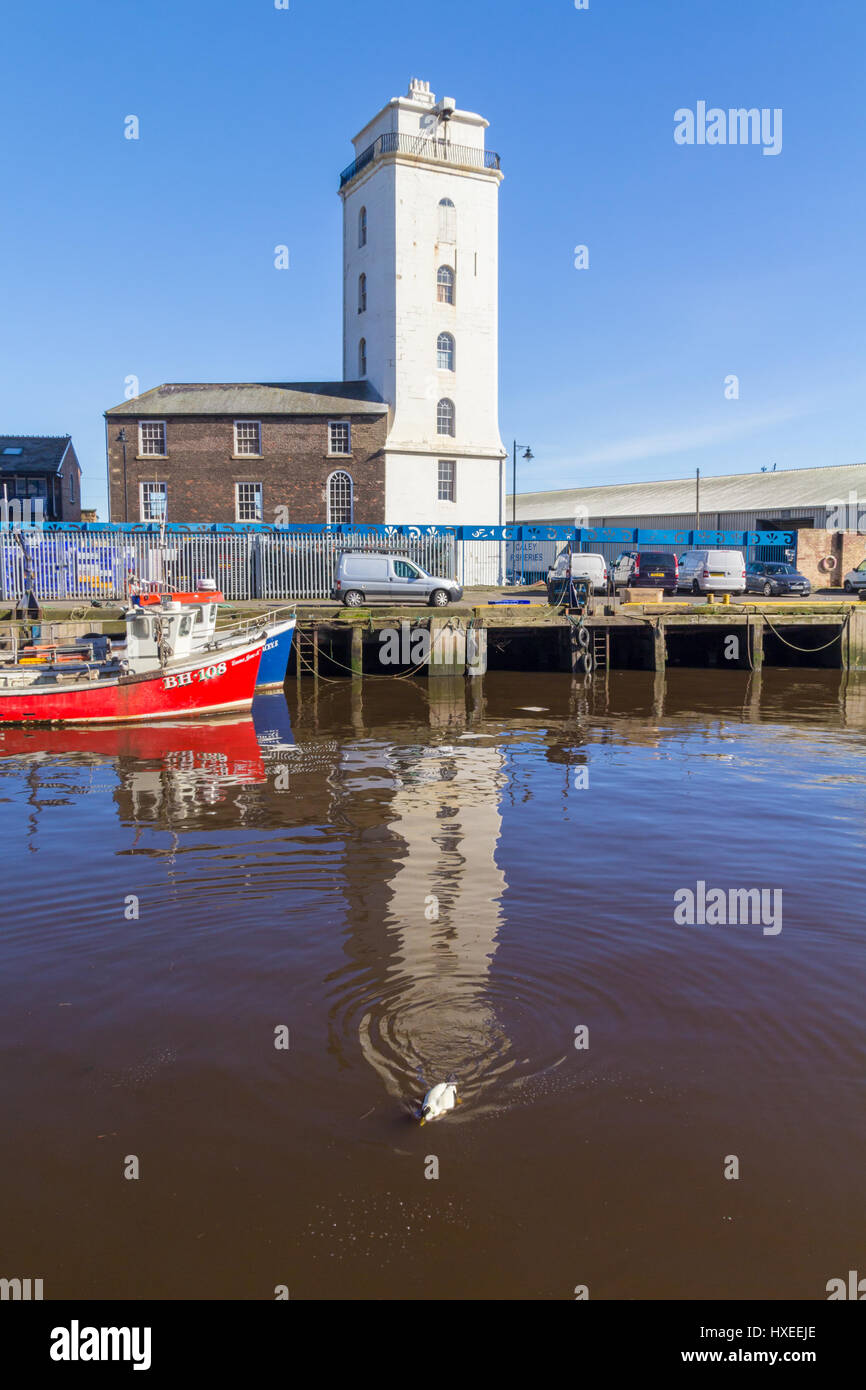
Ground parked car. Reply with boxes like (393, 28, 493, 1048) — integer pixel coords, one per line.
(676, 549, 746, 595)
(745, 561, 811, 597)
(612, 551, 678, 594)
(546, 551, 608, 599)
(842, 558, 866, 594)
(331, 552, 463, 606)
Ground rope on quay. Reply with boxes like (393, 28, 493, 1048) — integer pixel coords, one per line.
(294, 627, 430, 681)
(617, 598, 852, 654)
(746, 605, 852, 654)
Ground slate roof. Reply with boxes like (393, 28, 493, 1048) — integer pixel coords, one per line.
(0, 435, 73, 475)
(105, 382, 388, 417)
(512, 463, 866, 520)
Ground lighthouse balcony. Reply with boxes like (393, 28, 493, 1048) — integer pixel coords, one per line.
(340, 132, 501, 189)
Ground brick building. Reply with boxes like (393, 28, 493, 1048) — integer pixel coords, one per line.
(103, 79, 508, 527)
(104, 382, 388, 525)
(0, 435, 82, 522)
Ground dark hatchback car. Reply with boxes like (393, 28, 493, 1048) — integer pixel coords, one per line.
(745, 561, 811, 597)
(612, 550, 679, 594)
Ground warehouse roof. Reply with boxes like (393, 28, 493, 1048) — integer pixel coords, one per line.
(106, 382, 388, 417)
(0, 435, 74, 475)
(512, 462, 866, 519)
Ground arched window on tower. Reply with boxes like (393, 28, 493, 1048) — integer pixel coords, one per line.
(438, 197, 456, 242)
(436, 333, 455, 371)
(436, 398, 456, 437)
(359, 338, 367, 376)
(437, 265, 455, 305)
(358, 273, 367, 313)
(327, 470, 354, 524)
(358, 206, 367, 247)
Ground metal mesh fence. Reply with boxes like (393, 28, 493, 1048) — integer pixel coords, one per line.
(0, 526, 796, 603)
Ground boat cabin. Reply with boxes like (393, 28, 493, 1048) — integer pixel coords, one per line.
(123, 589, 222, 673)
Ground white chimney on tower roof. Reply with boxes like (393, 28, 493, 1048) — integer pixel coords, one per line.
(408, 78, 435, 105)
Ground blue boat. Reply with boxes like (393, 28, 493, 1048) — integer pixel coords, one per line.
(255, 616, 297, 689)
(252, 690, 295, 748)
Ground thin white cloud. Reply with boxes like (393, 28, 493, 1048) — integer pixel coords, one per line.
(566, 402, 812, 471)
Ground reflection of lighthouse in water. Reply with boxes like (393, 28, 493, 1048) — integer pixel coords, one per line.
(345, 740, 510, 1100)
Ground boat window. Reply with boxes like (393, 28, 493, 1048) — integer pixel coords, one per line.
(179, 614, 192, 636)
(132, 618, 150, 639)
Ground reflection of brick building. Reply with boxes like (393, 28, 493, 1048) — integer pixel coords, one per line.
(105, 383, 388, 526)
(0, 435, 82, 521)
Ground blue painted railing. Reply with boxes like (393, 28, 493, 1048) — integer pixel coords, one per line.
(18, 523, 794, 545)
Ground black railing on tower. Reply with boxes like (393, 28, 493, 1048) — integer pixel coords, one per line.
(340, 132, 501, 188)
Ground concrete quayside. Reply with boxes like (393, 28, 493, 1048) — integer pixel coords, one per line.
(289, 599, 865, 678)
(249, 592, 866, 678)
(3, 593, 866, 681)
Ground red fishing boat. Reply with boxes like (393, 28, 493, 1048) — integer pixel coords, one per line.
(0, 586, 268, 724)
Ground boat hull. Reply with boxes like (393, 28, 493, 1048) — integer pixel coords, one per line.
(255, 617, 296, 689)
(0, 639, 265, 725)
(0, 717, 267, 776)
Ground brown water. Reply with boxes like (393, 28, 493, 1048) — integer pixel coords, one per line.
(0, 670, 863, 1300)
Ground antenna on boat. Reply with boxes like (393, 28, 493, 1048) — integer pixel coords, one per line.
(13, 527, 42, 623)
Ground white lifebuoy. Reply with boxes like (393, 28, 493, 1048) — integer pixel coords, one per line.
(578, 626, 590, 648)
(819, 555, 837, 572)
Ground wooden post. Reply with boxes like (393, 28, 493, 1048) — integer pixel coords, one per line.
(652, 622, 666, 671)
(465, 623, 486, 678)
(569, 622, 583, 675)
(350, 624, 363, 679)
(429, 617, 465, 678)
(846, 607, 866, 671)
(750, 619, 764, 671)
(312, 624, 319, 682)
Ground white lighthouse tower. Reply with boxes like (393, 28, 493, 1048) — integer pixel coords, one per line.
(339, 79, 506, 525)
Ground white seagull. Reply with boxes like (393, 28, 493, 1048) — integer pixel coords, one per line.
(419, 1076, 460, 1125)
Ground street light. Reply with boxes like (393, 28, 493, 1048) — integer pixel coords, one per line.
(117, 429, 128, 523)
(512, 441, 533, 529)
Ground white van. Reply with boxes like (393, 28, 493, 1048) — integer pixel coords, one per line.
(677, 550, 746, 595)
(546, 551, 608, 594)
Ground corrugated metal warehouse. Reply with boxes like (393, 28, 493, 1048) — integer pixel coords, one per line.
(510, 462, 866, 567)
(512, 461, 866, 532)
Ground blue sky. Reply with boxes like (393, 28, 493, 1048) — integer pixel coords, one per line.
(1, 0, 863, 515)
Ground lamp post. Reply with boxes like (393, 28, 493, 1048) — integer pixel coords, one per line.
(511, 441, 533, 529)
(510, 441, 533, 587)
(117, 429, 129, 522)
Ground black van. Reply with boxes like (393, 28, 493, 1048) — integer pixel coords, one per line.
(611, 551, 679, 594)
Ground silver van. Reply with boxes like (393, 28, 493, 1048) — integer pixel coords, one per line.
(331, 552, 463, 607)
(677, 549, 746, 595)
